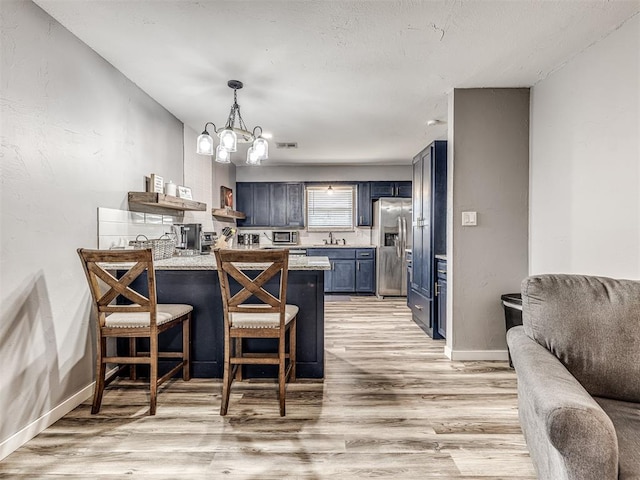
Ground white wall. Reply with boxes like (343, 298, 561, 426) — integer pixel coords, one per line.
(530, 14, 640, 278)
(237, 165, 412, 182)
(447, 88, 530, 360)
(0, 1, 184, 458)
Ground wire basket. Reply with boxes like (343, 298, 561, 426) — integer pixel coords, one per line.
(129, 234, 175, 260)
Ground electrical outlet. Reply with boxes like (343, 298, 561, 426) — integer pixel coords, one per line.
(462, 211, 477, 226)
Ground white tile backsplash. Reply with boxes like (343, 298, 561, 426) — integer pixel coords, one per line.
(98, 207, 181, 250)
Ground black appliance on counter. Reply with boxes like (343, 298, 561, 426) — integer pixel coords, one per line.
(237, 233, 260, 246)
(173, 223, 214, 254)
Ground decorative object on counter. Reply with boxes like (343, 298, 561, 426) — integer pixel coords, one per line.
(164, 180, 177, 196)
(214, 248, 298, 416)
(196, 80, 269, 165)
(177, 185, 192, 200)
(220, 186, 233, 209)
(77, 248, 192, 415)
(215, 227, 236, 248)
(128, 234, 175, 260)
(149, 173, 164, 193)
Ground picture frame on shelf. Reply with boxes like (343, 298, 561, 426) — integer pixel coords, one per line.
(177, 186, 193, 200)
(220, 186, 233, 209)
(149, 174, 164, 193)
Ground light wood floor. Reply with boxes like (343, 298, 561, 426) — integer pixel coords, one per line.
(1, 297, 536, 479)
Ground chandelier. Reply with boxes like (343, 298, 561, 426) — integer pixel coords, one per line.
(196, 80, 268, 165)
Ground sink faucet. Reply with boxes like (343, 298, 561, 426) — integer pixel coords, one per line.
(328, 232, 334, 245)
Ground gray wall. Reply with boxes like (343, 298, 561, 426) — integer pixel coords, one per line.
(447, 88, 529, 359)
(529, 14, 640, 278)
(0, 0, 184, 456)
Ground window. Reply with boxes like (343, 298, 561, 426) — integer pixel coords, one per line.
(306, 185, 355, 231)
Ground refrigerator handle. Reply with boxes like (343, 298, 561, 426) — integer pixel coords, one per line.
(401, 217, 407, 252)
(396, 216, 402, 258)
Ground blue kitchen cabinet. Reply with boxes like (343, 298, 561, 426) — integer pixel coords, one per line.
(237, 182, 304, 227)
(436, 258, 447, 339)
(236, 182, 270, 227)
(269, 183, 288, 227)
(331, 260, 356, 292)
(235, 181, 263, 228)
(370, 181, 412, 199)
(409, 140, 447, 339)
(356, 182, 372, 226)
(307, 248, 375, 294)
(285, 183, 304, 227)
(355, 249, 375, 293)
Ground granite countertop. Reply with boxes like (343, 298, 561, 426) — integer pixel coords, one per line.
(303, 244, 375, 248)
(107, 252, 331, 271)
(238, 244, 375, 249)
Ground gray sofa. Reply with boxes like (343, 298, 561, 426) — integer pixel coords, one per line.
(507, 274, 640, 480)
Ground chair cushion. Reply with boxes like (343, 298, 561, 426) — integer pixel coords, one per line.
(522, 274, 640, 403)
(230, 304, 298, 328)
(105, 304, 192, 328)
(595, 397, 640, 478)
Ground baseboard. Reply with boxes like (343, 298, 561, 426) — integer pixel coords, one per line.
(0, 383, 94, 461)
(444, 346, 509, 361)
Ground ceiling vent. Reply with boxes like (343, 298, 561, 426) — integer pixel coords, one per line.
(275, 142, 298, 149)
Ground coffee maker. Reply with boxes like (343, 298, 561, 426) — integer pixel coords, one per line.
(172, 223, 210, 254)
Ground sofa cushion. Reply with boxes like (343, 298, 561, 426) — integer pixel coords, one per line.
(595, 397, 640, 479)
(522, 274, 640, 403)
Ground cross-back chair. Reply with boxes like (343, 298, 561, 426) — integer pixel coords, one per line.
(214, 248, 297, 416)
(77, 248, 191, 415)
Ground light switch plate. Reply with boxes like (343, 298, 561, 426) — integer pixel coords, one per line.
(462, 211, 477, 226)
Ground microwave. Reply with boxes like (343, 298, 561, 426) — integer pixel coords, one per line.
(272, 230, 299, 245)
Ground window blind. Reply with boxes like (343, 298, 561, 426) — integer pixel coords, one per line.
(306, 186, 355, 230)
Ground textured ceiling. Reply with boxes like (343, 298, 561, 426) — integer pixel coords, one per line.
(33, 0, 640, 166)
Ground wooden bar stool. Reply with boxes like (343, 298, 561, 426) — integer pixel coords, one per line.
(214, 248, 297, 416)
(77, 248, 192, 415)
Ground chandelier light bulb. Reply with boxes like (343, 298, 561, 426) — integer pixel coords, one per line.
(196, 133, 214, 156)
(246, 147, 261, 166)
(219, 129, 237, 152)
(215, 145, 231, 164)
(253, 137, 269, 159)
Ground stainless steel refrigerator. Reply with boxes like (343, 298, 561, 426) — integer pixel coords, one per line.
(372, 198, 412, 296)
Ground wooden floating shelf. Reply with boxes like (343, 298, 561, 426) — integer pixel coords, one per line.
(211, 208, 246, 220)
(128, 192, 206, 211)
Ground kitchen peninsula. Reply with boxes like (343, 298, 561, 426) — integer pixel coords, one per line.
(117, 253, 330, 379)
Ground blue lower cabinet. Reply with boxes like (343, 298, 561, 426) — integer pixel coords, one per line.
(307, 248, 376, 294)
(355, 259, 375, 292)
(332, 260, 356, 292)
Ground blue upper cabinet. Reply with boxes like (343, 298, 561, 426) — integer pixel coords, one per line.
(237, 182, 270, 226)
(370, 181, 412, 199)
(237, 182, 304, 228)
(356, 182, 372, 226)
(284, 183, 304, 227)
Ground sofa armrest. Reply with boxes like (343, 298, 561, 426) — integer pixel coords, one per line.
(507, 326, 618, 480)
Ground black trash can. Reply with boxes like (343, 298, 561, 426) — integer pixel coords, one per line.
(501, 293, 523, 367)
